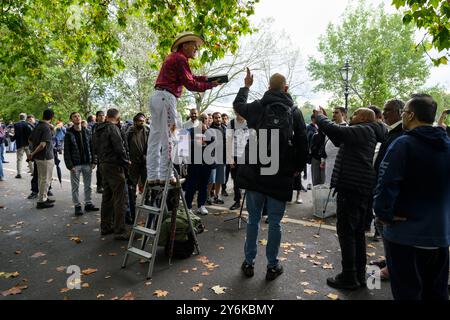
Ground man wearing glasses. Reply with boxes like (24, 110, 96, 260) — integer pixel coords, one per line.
(374, 94, 450, 300)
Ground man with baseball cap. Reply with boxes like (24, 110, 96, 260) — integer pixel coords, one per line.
(147, 32, 220, 185)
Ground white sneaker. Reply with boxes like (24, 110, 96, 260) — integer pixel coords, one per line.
(197, 206, 208, 216)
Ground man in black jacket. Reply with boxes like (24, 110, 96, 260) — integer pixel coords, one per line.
(13, 113, 33, 178)
(64, 112, 99, 216)
(126, 113, 149, 222)
(92, 110, 105, 193)
(315, 107, 387, 290)
(233, 68, 308, 281)
(93, 108, 130, 240)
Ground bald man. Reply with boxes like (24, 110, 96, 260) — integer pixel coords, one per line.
(315, 107, 387, 290)
(233, 69, 308, 281)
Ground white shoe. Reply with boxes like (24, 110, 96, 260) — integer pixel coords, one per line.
(296, 197, 303, 204)
(197, 206, 208, 216)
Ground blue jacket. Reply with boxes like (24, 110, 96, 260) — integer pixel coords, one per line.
(374, 126, 450, 247)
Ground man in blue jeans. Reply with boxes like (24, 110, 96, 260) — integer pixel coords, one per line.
(233, 69, 308, 280)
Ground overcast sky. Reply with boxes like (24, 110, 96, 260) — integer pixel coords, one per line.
(250, 0, 450, 105)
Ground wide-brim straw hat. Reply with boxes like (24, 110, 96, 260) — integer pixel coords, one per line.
(171, 32, 205, 53)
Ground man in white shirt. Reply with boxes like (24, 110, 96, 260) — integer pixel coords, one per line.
(183, 108, 200, 129)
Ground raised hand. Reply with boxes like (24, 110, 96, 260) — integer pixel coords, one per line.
(244, 67, 253, 88)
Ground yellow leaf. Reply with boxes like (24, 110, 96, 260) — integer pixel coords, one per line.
(211, 285, 226, 295)
(323, 263, 334, 269)
(81, 268, 98, 275)
(70, 236, 82, 244)
(367, 252, 376, 257)
(259, 239, 268, 246)
(327, 293, 339, 300)
(304, 289, 318, 295)
(153, 289, 168, 297)
(191, 283, 203, 292)
(60, 288, 71, 293)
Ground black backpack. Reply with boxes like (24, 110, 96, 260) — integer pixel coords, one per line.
(256, 101, 296, 154)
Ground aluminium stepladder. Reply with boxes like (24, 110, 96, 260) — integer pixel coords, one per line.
(121, 161, 200, 279)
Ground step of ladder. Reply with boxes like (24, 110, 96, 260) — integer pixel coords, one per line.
(126, 247, 152, 260)
(133, 226, 157, 237)
(136, 204, 161, 215)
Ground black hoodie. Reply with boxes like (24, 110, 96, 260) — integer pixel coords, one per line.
(316, 115, 387, 195)
(93, 121, 129, 167)
(232, 87, 308, 202)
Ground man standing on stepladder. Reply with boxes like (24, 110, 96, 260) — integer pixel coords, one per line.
(147, 32, 220, 186)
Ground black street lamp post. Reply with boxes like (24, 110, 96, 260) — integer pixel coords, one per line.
(339, 59, 354, 111)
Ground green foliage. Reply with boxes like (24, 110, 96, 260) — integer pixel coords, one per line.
(392, 0, 450, 66)
(0, 0, 258, 121)
(308, 1, 430, 109)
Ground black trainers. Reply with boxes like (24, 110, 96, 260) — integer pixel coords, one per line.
(84, 203, 99, 212)
(206, 198, 213, 205)
(36, 202, 54, 209)
(229, 202, 240, 210)
(27, 192, 38, 200)
(266, 264, 283, 281)
(222, 190, 229, 197)
(214, 197, 224, 204)
(45, 199, 56, 204)
(74, 205, 84, 216)
(47, 191, 54, 197)
(96, 187, 103, 194)
(15, 174, 22, 179)
(241, 261, 254, 277)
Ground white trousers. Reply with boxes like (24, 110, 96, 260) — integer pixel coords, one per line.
(147, 90, 178, 181)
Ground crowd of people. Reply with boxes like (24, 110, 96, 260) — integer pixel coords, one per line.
(1, 31, 449, 301)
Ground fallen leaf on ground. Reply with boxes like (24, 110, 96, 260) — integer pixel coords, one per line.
(96, 294, 105, 299)
(211, 285, 226, 295)
(313, 234, 320, 238)
(323, 263, 334, 269)
(14, 250, 22, 255)
(81, 283, 89, 288)
(259, 239, 268, 246)
(367, 252, 376, 257)
(40, 260, 47, 265)
(46, 279, 54, 283)
(201, 272, 210, 276)
(108, 252, 117, 256)
(0, 271, 19, 278)
(196, 256, 210, 264)
(300, 282, 309, 286)
(191, 268, 197, 271)
(218, 247, 225, 250)
(279, 257, 287, 261)
(191, 283, 204, 292)
(299, 269, 306, 273)
(309, 260, 321, 266)
(56, 266, 66, 272)
(145, 282, 152, 286)
(60, 288, 71, 293)
(1, 285, 28, 296)
(326, 293, 339, 300)
(70, 236, 82, 244)
(120, 292, 134, 300)
(304, 289, 318, 295)
(153, 290, 168, 297)
(367, 244, 376, 249)
(81, 268, 98, 275)
(181, 269, 189, 274)
(31, 252, 46, 258)
(104, 276, 111, 279)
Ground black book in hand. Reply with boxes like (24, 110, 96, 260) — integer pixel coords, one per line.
(207, 74, 229, 84)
